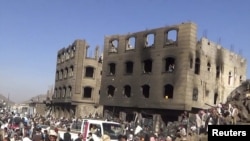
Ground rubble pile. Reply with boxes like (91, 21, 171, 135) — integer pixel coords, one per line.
(226, 80, 250, 122)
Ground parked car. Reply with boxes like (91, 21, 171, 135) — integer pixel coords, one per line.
(37, 124, 50, 133)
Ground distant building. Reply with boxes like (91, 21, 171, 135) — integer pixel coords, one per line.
(99, 22, 247, 122)
(51, 40, 103, 118)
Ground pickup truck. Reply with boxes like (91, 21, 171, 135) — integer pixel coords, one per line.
(58, 119, 123, 141)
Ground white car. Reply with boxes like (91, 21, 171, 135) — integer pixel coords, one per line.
(37, 124, 50, 133)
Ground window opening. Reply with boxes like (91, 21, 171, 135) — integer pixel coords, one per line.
(214, 93, 218, 104)
(83, 87, 92, 98)
(190, 58, 193, 69)
(125, 61, 133, 74)
(216, 66, 220, 78)
(68, 86, 72, 98)
(194, 58, 200, 74)
(64, 68, 68, 78)
(63, 87, 66, 98)
(165, 30, 177, 45)
(85, 67, 94, 78)
(192, 88, 198, 101)
(145, 34, 154, 47)
(141, 85, 150, 98)
(109, 40, 118, 52)
(107, 85, 115, 97)
(59, 88, 62, 98)
(164, 84, 174, 99)
(143, 59, 152, 73)
(124, 85, 131, 98)
(60, 69, 63, 79)
(54, 88, 57, 98)
(240, 75, 243, 83)
(70, 66, 74, 77)
(126, 37, 135, 50)
(56, 71, 59, 80)
(207, 62, 211, 71)
(57, 55, 61, 63)
(228, 71, 232, 85)
(109, 63, 116, 75)
(165, 57, 175, 72)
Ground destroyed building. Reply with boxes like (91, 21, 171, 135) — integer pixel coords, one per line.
(51, 40, 103, 118)
(99, 22, 247, 123)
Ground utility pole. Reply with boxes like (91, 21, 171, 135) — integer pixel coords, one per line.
(7, 93, 9, 111)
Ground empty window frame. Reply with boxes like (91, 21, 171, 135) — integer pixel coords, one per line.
(66, 49, 70, 60)
(194, 58, 200, 75)
(71, 46, 76, 57)
(61, 53, 65, 62)
(68, 86, 72, 98)
(165, 29, 177, 45)
(69, 66, 74, 77)
(57, 54, 61, 64)
(64, 68, 68, 79)
(214, 93, 218, 104)
(60, 69, 63, 79)
(62, 87, 66, 98)
(192, 88, 198, 101)
(109, 63, 116, 75)
(216, 66, 220, 78)
(164, 84, 174, 99)
(85, 66, 94, 78)
(165, 57, 175, 72)
(126, 37, 136, 50)
(59, 87, 62, 98)
(83, 87, 92, 98)
(141, 85, 150, 98)
(228, 71, 232, 85)
(54, 88, 57, 98)
(143, 59, 152, 73)
(145, 34, 155, 47)
(56, 71, 59, 81)
(124, 85, 131, 98)
(109, 39, 118, 53)
(107, 85, 115, 97)
(190, 57, 193, 69)
(125, 61, 134, 74)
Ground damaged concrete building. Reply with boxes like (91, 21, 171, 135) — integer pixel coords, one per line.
(51, 39, 103, 118)
(99, 22, 247, 124)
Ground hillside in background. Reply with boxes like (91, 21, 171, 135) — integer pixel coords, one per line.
(19, 94, 48, 104)
(0, 94, 15, 105)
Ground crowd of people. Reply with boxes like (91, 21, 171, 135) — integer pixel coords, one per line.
(0, 101, 240, 141)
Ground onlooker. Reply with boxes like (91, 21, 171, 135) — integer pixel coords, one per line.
(74, 133, 82, 141)
(48, 130, 58, 141)
(63, 128, 71, 141)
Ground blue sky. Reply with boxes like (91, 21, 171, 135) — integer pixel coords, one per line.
(0, 0, 250, 103)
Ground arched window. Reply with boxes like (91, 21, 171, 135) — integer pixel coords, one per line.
(68, 86, 72, 98)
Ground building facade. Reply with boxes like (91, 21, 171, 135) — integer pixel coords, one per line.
(52, 39, 103, 118)
(99, 22, 247, 122)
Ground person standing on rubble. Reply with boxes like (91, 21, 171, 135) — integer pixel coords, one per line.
(231, 105, 239, 125)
